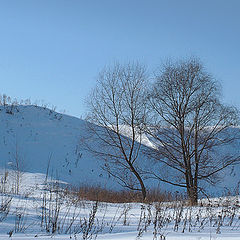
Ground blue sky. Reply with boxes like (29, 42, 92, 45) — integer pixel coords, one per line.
(0, 0, 239, 117)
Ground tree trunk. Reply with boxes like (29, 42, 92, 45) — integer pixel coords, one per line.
(128, 162, 147, 201)
(134, 170, 147, 201)
(139, 177, 147, 201)
(187, 186, 198, 206)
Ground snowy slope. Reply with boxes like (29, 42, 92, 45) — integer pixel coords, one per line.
(0, 105, 239, 195)
(0, 105, 118, 189)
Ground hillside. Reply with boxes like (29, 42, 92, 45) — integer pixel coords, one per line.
(0, 105, 118, 189)
(0, 105, 239, 195)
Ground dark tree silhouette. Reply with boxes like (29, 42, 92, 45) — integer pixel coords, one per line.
(85, 63, 149, 200)
(146, 58, 240, 205)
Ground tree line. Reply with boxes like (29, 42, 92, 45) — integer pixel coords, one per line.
(84, 57, 240, 206)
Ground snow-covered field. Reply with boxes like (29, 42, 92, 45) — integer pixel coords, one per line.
(1, 171, 240, 240)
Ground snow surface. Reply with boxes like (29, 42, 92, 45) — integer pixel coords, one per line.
(0, 105, 181, 193)
(0, 105, 239, 195)
(0, 105, 120, 189)
(0, 105, 240, 239)
(0, 171, 240, 239)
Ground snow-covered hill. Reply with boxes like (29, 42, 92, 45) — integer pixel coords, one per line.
(0, 105, 239, 195)
(0, 105, 118, 189)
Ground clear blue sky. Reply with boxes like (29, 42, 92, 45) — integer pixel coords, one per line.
(0, 0, 239, 117)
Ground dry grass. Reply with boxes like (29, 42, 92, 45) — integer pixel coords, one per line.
(65, 185, 186, 203)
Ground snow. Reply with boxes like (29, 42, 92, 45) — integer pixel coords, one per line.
(0, 105, 240, 239)
(0, 105, 119, 190)
(0, 105, 239, 195)
(0, 172, 240, 239)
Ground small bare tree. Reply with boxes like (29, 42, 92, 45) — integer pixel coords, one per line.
(9, 141, 25, 195)
(146, 58, 240, 205)
(84, 62, 149, 200)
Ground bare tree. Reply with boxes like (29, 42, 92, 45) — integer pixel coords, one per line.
(10, 141, 25, 195)
(146, 58, 240, 205)
(84, 62, 149, 200)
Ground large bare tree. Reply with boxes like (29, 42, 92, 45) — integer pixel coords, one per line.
(146, 58, 240, 205)
(84, 63, 149, 200)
